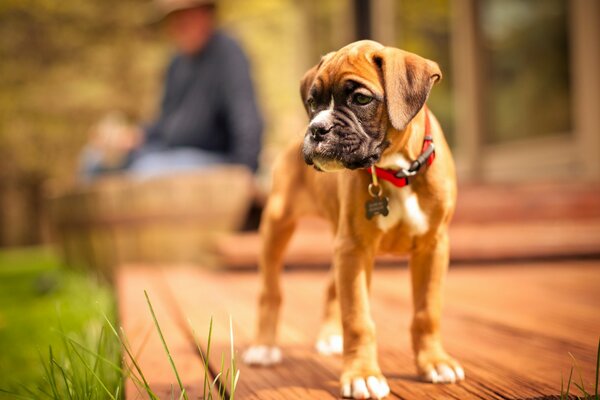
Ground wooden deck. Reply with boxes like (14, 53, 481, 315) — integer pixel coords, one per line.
(117, 259, 600, 399)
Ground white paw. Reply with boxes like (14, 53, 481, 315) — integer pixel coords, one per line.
(316, 334, 343, 356)
(422, 363, 465, 384)
(341, 376, 390, 399)
(242, 345, 282, 367)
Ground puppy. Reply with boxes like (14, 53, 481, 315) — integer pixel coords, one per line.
(243, 40, 463, 399)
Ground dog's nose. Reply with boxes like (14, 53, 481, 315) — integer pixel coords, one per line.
(309, 121, 333, 139)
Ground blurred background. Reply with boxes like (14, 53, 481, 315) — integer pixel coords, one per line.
(1, 0, 598, 249)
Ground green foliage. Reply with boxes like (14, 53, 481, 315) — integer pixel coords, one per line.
(0, 247, 119, 397)
(0, 247, 239, 399)
(395, 0, 454, 144)
(0, 0, 168, 184)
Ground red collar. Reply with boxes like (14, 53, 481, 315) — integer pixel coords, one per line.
(369, 107, 435, 188)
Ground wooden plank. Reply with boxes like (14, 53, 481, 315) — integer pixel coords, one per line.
(116, 265, 211, 399)
(162, 268, 342, 399)
(146, 260, 600, 399)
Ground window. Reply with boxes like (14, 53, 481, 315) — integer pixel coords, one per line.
(479, 0, 572, 143)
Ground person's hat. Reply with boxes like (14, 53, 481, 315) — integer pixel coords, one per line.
(149, 0, 216, 24)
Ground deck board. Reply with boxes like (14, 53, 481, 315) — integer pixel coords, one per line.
(216, 218, 600, 269)
(117, 267, 214, 399)
(117, 260, 600, 399)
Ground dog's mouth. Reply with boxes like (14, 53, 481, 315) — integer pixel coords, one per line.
(302, 139, 385, 172)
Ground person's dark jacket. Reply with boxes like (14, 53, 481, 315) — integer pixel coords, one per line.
(144, 31, 263, 172)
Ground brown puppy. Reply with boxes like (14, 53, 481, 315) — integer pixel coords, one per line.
(243, 40, 464, 399)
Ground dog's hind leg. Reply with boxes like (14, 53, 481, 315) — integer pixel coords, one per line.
(315, 275, 343, 355)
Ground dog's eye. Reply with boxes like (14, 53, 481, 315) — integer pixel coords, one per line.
(353, 93, 373, 105)
(307, 98, 316, 112)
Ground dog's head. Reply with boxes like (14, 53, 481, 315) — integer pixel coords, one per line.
(300, 40, 441, 171)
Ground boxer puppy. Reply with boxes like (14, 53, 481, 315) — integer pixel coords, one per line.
(243, 40, 463, 399)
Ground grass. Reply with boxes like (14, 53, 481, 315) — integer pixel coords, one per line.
(0, 247, 118, 397)
(561, 338, 599, 400)
(0, 246, 239, 399)
(99, 291, 239, 399)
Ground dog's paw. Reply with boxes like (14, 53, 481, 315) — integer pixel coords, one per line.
(316, 334, 343, 356)
(341, 376, 390, 399)
(417, 352, 465, 384)
(242, 345, 282, 367)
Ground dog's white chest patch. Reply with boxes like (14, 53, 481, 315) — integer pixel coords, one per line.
(374, 153, 429, 235)
(375, 184, 429, 235)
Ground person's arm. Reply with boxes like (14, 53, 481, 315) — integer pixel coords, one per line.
(144, 56, 179, 147)
(221, 45, 263, 172)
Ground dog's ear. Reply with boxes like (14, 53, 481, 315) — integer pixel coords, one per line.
(373, 47, 442, 131)
(300, 65, 319, 116)
(300, 52, 335, 116)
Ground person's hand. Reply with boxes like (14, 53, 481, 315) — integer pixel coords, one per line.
(88, 112, 142, 167)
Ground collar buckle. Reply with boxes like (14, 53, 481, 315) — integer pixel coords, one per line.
(395, 168, 418, 178)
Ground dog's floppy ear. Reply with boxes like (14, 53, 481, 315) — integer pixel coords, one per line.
(300, 52, 335, 116)
(300, 65, 319, 116)
(373, 47, 442, 131)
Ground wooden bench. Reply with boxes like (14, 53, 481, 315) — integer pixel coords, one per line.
(46, 166, 255, 275)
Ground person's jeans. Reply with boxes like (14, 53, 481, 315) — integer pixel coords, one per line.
(79, 146, 229, 182)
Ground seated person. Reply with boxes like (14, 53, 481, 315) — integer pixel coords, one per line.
(80, 0, 263, 181)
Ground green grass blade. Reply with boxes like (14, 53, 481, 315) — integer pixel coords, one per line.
(144, 290, 189, 400)
(211, 371, 222, 397)
(103, 314, 159, 400)
(68, 340, 117, 400)
(570, 352, 588, 397)
(223, 369, 230, 399)
(118, 330, 159, 394)
(67, 337, 124, 375)
(0, 389, 37, 400)
(218, 353, 225, 399)
(595, 337, 599, 400)
(92, 326, 107, 376)
(233, 370, 240, 396)
(49, 356, 74, 400)
(45, 346, 61, 399)
(230, 315, 235, 400)
(206, 316, 213, 399)
(567, 366, 574, 400)
(189, 317, 213, 400)
(561, 371, 565, 400)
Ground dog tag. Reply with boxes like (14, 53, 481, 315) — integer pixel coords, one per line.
(365, 195, 389, 219)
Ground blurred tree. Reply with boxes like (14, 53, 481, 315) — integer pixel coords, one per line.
(0, 0, 169, 244)
(1, 0, 410, 246)
(394, 0, 454, 145)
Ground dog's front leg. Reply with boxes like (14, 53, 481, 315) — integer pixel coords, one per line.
(243, 194, 297, 367)
(335, 235, 390, 399)
(410, 230, 464, 383)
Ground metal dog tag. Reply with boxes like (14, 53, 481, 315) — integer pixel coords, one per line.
(366, 167, 389, 220)
(365, 195, 389, 219)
